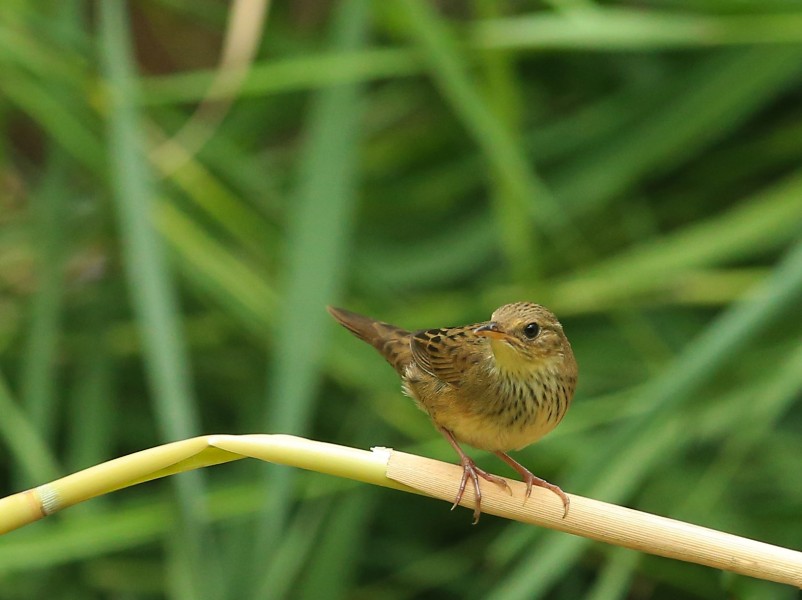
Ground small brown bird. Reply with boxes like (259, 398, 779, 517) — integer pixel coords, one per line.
(328, 302, 577, 523)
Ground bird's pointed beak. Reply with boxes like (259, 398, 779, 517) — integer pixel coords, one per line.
(473, 322, 508, 340)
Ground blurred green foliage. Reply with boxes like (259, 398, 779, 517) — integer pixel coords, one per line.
(1, 0, 802, 599)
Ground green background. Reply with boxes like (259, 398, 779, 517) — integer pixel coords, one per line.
(1, 0, 802, 598)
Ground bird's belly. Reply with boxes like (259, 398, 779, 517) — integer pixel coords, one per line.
(411, 386, 559, 452)
(404, 365, 568, 452)
(440, 409, 557, 452)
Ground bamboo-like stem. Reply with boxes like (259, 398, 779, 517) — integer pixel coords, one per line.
(386, 451, 802, 588)
(0, 434, 799, 588)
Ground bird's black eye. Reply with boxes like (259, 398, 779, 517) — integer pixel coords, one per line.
(523, 322, 540, 339)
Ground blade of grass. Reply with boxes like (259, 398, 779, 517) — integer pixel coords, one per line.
(297, 491, 375, 600)
(0, 71, 103, 172)
(372, 48, 802, 248)
(473, 9, 802, 51)
(355, 211, 497, 289)
(0, 18, 86, 83)
(137, 10, 802, 107)
(19, 151, 67, 451)
(675, 340, 802, 519)
(252, 504, 330, 599)
(0, 372, 60, 484)
(98, 0, 201, 471)
(141, 48, 421, 105)
(250, 0, 368, 594)
(551, 47, 802, 216)
(540, 169, 802, 314)
(472, 0, 530, 281)
(156, 201, 277, 338)
(150, 124, 278, 262)
(97, 2, 216, 598)
(391, 0, 549, 278)
(65, 283, 115, 475)
(584, 548, 640, 600)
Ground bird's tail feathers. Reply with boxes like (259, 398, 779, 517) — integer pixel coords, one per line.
(327, 306, 412, 373)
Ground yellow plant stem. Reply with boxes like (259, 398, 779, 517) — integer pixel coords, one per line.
(0, 434, 799, 588)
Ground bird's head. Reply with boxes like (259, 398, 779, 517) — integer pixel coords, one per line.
(473, 302, 575, 375)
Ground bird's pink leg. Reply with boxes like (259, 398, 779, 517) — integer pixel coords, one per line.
(439, 428, 511, 524)
(494, 451, 570, 518)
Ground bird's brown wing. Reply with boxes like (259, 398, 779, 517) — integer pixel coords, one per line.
(410, 325, 483, 387)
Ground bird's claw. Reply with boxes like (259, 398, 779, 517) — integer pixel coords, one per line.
(521, 471, 570, 518)
(453, 457, 511, 524)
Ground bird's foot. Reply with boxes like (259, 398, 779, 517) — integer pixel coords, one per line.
(521, 471, 570, 518)
(495, 452, 570, 518)
(453, 456, 511, 524)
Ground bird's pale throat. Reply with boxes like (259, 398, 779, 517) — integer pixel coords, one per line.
(488, 338, 544, 376)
